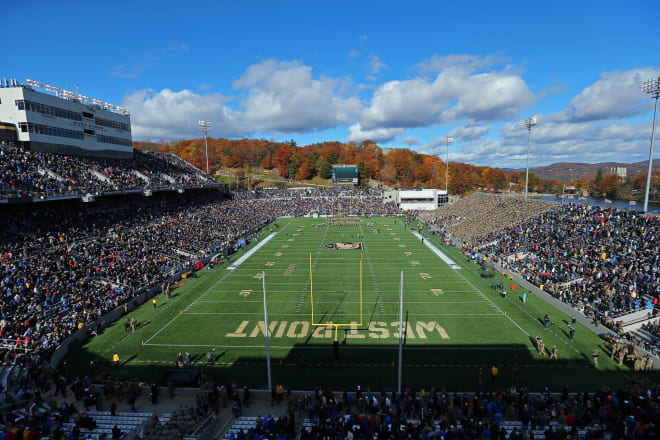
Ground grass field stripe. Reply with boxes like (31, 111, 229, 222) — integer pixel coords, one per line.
(227, 232, 279, 270)
(306, 226, 330, 316)
(410, 228, 531, 338)
(146, 226, 293, 345)
(360, 222, 385, 314)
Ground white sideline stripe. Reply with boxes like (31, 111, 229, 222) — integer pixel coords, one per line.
(410, 230, 531, 339)
(410, 231, 461, 269)
(145, 229, 293, 345)
(228, 232, 278, 270)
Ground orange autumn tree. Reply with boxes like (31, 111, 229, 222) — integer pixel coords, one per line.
(134, 138, 531, 194)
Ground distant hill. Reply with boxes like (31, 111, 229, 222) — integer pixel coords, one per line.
(531, 159, 660, 181)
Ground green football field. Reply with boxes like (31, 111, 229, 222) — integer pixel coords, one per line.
(66, 217, 653, 391)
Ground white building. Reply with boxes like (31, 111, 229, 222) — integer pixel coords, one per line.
(384, 188, 448, 210)
(0, 78, 132, 158)
(609, 167, 627, 180)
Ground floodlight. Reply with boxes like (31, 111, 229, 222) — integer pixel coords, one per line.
(641, 77, 660, 213)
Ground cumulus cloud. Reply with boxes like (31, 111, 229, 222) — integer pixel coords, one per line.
(400, 136, 421, 146)
(441, 119, 654, 166)
(123, 88, 240, 140)
(357, 54, 535, 130)
(556, 68, 660, 122)
(447, 122, 491, 141)
(347, 123, 405, 143)
(232, 59, 361, 133)
(124, 59, 362, 139)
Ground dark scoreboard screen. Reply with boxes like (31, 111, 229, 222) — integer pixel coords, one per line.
(332, 165, 359, 185)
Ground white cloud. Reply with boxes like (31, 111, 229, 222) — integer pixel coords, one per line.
(124, 59, 362, 139)
(369, 55, 387, 75)
(437, 119, 654, 166)
(347, 123, 405, 143)
(447, 122, 491, 141)
(232, 59, 361, 133)
(123, 88, 240, 140)
(348, 49, 360, 58)
(359, 34, 368, 42)
(557, 68, 660, 122)
(357, 54, 535, 130)
(400, 136, 421, 146)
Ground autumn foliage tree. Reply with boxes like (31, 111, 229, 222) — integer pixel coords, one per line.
(133, 138, 564, 195)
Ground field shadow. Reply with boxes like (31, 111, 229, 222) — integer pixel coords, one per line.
(62, 339, 651, 393)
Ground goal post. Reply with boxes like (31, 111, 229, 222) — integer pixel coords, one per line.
(309, 252, 363, 341)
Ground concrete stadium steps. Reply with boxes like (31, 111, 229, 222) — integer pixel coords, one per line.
(222, 416, 280, 440)
(56, 410, 172, 439)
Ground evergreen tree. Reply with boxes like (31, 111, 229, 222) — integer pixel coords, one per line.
(320, 161, 333, 179)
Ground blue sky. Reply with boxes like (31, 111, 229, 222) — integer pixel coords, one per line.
(4, 0, 660, 166)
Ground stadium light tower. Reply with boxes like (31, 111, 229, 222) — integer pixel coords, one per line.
(198, 120, 212, 175)
(641, 77, 660, 214)
(444, 137, 453, 193)
(523, 117, 537, 199)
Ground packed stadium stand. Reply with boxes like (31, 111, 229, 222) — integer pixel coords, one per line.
(0, 142, 215, 200)
(1, 145, 659, 439)
(422, 193, 660, 360)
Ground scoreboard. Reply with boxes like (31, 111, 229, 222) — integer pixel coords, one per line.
(332, 165, 359, 185)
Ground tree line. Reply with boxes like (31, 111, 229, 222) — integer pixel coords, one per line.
(134, 138, 659, 199)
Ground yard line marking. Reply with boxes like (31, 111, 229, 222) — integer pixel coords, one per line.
(145, 226, 295, 345)
(296, 226, 329, 313)
(411, 229, 531, 338)
(360, 222, 385, 314)
(227, 232, 278, 270)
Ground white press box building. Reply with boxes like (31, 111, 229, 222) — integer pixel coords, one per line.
(383, 188, 449, 210)
(0, 78, 132, 158)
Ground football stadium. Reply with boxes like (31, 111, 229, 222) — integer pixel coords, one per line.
(2, 4, 660, 438)
(66, 215, 643, 393)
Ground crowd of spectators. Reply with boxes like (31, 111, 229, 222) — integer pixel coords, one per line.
(424, 194, 660, 358)
(464, 202, 659, 330)
(419, 193, 556, 245)
(0, 182, 400, 436)
(298, 383, 660, 439)
(0, 142, 213, 198)
(240, 186, 400, 217)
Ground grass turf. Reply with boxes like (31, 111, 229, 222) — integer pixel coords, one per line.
(66, 217, 657, 391)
